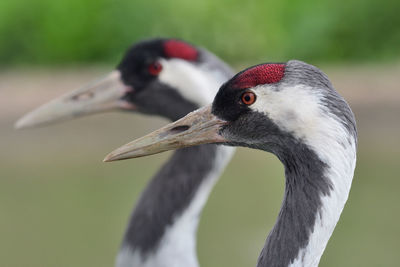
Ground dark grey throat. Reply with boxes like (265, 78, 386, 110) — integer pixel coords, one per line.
(256, 140, 332, 267)
(121, 143, 218, 258)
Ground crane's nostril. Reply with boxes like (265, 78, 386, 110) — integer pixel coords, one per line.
(71, 91, 95, 101)
(159, 125, 190, 139)
(170, 125, 190, 134)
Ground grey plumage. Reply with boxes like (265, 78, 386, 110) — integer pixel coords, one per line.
(122, 144, 219, 257)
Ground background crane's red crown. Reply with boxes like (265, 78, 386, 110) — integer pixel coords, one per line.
(232, 64, 285, 89)
(163, 40, 198, 61)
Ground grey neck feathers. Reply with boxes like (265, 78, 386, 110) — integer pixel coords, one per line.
(256, 131, 356, 267)
(257, 143, 332, 267)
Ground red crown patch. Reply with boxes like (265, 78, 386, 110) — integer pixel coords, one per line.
(163, 40, 198, 61)
(232, 64, 285, 89)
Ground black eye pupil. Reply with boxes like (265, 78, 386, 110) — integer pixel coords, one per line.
(244, 95, 251, 101)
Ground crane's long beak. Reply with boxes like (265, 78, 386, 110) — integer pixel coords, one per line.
(15, 70, 132, 129)
(104, 105, 227, 162)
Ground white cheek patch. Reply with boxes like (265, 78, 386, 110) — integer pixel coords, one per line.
(158, 59, 224, 106)
(250, 84, 356, 172)
(250, 84, 325, 142)
(250, 84, 355, 163)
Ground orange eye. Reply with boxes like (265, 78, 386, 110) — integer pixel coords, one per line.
(241, 91, 256, 105)
(148, 62, 163, 75)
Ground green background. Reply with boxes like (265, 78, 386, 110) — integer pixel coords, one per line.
(1, 0, 399, 66)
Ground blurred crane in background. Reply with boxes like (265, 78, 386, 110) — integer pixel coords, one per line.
(16, 38, 236, 267)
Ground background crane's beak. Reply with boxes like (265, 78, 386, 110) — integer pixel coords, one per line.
(15, 70, 133, 129)
(104, 105, 227, 162)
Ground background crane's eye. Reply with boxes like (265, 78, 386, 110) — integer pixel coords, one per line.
(148, 62, 163, 75)
(241, 91, 256, 105)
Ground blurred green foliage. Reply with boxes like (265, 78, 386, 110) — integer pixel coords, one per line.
(0, 0, 399, 66)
